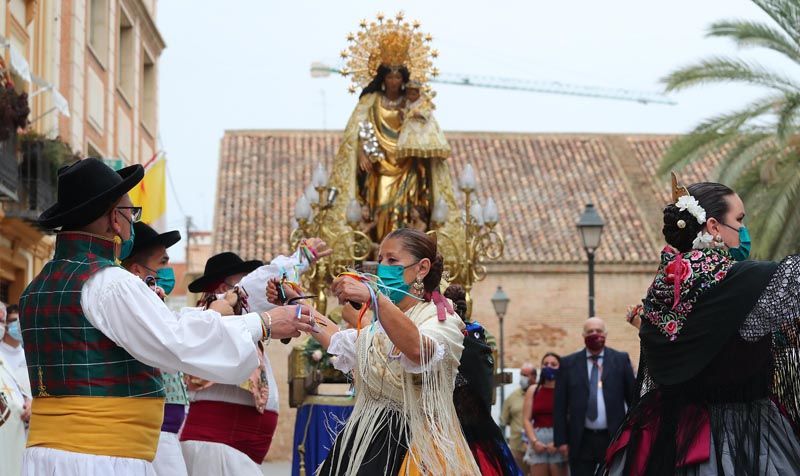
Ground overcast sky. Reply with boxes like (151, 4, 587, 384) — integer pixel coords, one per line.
(157, 0, 783, 261)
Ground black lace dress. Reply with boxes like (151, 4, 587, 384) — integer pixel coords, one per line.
(604, 250, 800, 476)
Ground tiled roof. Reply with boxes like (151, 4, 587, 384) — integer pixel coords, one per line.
(213, 131, 719, 265)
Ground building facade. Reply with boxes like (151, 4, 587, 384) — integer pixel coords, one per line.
(0, 0, 163, 304)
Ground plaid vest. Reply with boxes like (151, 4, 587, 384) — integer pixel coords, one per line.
(19, 232, 165, 398)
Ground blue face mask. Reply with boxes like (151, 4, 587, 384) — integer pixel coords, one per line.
(117, 213, 135, 260)
(6, 320, 22, 343)
(376, 263, 417, 304)
(146, 266, 176, 295)
(725, 224, 751, 261)
(541, 367, 558, 381)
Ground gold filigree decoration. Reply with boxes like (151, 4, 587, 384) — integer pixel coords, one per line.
(341, 11, 437, 91)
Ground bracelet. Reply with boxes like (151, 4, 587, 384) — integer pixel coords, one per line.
(265, 311, 272, 346)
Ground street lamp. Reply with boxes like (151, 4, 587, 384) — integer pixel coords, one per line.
(576, 204, 605, 318)
(491, 285, 510, 408)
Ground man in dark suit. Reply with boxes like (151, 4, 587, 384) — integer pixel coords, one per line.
(554, 317, 635, 476)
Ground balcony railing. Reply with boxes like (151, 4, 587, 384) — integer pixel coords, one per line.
(5, 139, 57, 222)
(0, 131, 18, 200)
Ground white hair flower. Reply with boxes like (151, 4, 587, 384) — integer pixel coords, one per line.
(311, 349, 323, 362)
(676, 195, 706, 224)
(692, 231, 714, 250)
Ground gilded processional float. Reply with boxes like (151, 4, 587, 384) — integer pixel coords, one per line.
(287, 13, 504, 475)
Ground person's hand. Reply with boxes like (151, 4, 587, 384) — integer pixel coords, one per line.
(20, 398, 31, 423)
(265, 304, 318, 340)
(626, 304, 643, 330)
(558, 444, 569, 458)
(533, 440, 547, 454)
(331, 276, 371, 305)
(304, 238, 333, 260)
(358, 149, 373, 173)
(546, 443, 557, 455)
(267, 278, 300, 305)
(209, 300, 234, 316)
(154, 286, 166, 301)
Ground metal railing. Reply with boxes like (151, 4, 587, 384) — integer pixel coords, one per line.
(6, 139, 57, 221)
(0, 131, 18, 200)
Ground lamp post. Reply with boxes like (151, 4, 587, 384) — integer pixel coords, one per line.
(429, 163, 504, 319)
(491, 285, 510, 407)
(576, 204, 605, 318)
(291, 163, 372, 312)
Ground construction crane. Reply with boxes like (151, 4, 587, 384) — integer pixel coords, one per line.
(310, 62, 676, 106)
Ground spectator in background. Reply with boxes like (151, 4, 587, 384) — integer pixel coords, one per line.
(502, 361, 536, 471)
(0, 304, 29, 476)
(522, 353, 565, 476)
(0, 303, 30, 412)
(553, 317, 635, 476)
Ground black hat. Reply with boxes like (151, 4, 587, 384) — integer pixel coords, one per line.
(187, 252, 262, 293)
(127, 222, 181, 260)
(38, 158, 144, 229)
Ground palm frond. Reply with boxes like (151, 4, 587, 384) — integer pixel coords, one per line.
(662, 57, 800, 93)
(659, 96, 780, 177)
(715, 133, 774, 184)
(748, 154, 800, 258)
(708, 20, 800, 64)
(752, 0, 800, 46)
(775, 93, 800, 140)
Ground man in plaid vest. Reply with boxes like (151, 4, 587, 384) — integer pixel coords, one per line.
(18, 158, 320, 476)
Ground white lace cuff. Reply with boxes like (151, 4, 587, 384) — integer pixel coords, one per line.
(327, 329, 358, 374)
(399, 332, 447, 374)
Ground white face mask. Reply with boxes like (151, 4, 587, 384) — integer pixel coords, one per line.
(519, 376, 530, 389)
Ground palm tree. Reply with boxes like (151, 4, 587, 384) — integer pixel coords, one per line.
(660, 0, 800, 259)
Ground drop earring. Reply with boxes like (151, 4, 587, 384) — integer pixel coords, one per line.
(412, 277, 425, 296)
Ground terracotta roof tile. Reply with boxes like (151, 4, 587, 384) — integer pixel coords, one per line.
(213, 131, 722, 265)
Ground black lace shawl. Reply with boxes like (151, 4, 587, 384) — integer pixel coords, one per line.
(612, 256, 800, 475)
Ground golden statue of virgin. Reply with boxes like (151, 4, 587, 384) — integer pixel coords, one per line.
(328, 13, 463, 253)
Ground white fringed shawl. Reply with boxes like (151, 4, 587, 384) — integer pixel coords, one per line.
(324, 301, 480, 475)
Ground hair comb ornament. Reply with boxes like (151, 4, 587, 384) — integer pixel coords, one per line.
(671, 171, 690, 203)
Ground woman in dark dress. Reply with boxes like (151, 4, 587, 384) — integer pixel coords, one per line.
(604, 176, 800, 475)
(445, 284, 523, 476)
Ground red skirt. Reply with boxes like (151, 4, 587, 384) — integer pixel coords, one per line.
(180, 400, 278, 464)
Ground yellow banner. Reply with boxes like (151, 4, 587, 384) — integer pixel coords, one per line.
(129, 158, 166, 226)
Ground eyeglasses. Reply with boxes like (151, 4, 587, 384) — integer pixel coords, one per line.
(116, 206, 143, 223)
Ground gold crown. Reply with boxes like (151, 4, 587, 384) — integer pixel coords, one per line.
(340, 12, 438, 92)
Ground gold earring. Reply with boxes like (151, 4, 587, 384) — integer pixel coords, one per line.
(412, 277, 425, 296)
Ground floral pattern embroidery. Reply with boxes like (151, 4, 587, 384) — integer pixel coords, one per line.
(644, 246, 734, 341)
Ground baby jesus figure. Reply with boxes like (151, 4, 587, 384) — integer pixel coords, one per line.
(397, 80, 451, 160)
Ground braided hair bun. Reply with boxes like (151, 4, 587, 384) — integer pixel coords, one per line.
(661, 182, 735, 253)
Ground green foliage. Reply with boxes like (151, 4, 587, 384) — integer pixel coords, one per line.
(661, 0, 800, 259)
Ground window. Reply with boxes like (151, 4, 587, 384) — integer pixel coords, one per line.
(0, 280, 10, 304)
(88, 0, 109, 65)
(141, 51, 156, 132)
(117, 9, 135, 101)
(87, 142, 103, 159)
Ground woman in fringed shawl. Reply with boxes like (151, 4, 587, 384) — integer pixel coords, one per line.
(311, 228, 480, 476)
(603, 177, 800, 475)
(444, 284, 523, 476)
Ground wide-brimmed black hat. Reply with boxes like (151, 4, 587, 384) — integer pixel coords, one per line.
(128, 222, 181, 260)
(188, 252, 262, 293)
(38, 158, 144, 229)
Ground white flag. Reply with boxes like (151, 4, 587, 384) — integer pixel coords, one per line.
(9, 45, 31, 83)
(52, 89, 70, 117)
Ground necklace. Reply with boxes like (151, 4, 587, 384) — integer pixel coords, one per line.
(381, 95, 403, 109)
